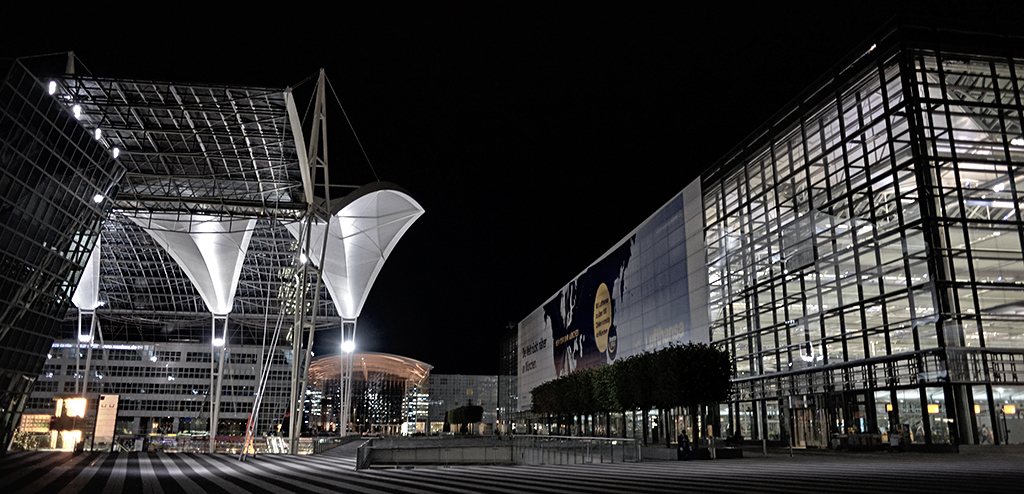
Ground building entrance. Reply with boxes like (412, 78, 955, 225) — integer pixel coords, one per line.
(788, 396, 826, 448)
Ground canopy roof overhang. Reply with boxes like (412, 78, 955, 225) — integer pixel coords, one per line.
(51, 73, 421, 344)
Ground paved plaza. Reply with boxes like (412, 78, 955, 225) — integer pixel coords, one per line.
(2, 442, 1022, 494)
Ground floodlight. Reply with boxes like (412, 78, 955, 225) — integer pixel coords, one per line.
(342, 340, 355, 353)
(72, 104, 82, 119)
(65, 397, 87, 418)
(93, 194, 104, 203)
(48, 81, 57, 95)
(212, 338, 225, 347)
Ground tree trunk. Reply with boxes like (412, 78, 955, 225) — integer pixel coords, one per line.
(689, 405, 699, 444)
(642, 409, 649, 445)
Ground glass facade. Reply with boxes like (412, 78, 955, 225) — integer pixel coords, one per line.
(426, 374, 499, 434)
(0, 59, 125, 452)
(703, 25, 1024, 448)
(307, 353, 431, 436)
(23, 341, 293, 438)
(496, 324, 518, 434)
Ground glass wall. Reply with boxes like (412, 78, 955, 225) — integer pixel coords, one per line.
(0, 60, 125, 452)
(705, 53, 929, 383)
(912, 53, 1024, 349)
(703, 27, 1024, 448)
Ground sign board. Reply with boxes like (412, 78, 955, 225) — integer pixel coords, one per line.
(93, 394, 120, 449)
(517, 179, 708, 411)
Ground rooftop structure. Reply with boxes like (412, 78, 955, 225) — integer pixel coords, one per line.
(0, 56, 424, 453)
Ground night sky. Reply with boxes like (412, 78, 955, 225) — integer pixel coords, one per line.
(4, 3, 1022, 374)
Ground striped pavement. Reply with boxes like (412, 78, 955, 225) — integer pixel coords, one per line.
(2, 445, 1022, 493)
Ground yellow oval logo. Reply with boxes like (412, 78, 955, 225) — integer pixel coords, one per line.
(594, 283, 611, 352)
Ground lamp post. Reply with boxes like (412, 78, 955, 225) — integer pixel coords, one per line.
(339, 338, 355, 437)
(1002, 404, 1015, 445)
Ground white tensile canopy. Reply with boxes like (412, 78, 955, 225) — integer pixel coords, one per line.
(125, 213, 257, 315)
(71, 239, 103, 311)
(287, 183, 424, 319)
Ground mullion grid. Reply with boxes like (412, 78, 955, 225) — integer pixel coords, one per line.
(709, 58, 925, 380)
(922, 51, 1024, 351)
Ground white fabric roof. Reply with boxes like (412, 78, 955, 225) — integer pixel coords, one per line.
(127, 213, 256, 315)
(71, 239, 102, 310)
(287, 183, 424, 319)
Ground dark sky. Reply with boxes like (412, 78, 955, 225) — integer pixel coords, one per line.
(4, 3, 1023, 374)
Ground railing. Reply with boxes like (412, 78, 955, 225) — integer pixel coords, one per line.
(14, 432, 357, 455)
(106, 435, 315, 454)
(312, 435, 360, 454)
(356, 435, 641, 470)
(511, 435, 641, 465)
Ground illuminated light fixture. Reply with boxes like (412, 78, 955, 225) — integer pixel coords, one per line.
(150, 355, 158, 362)
(927, 404, 940, 414)
(72, 104, 82, 119)
(1011, 137, 1024, 146)
(112, 147, 120, 159)
(885, 404, 893, 412)
(48, 81, 57, 95)
(78, 333, 91, 343)
(1005, 404, 1017, 415)
(993, 183, 1006, 193)
(975, 404, 981, 414)
(342, 340, 355, 353)
(212, 338, 225, 347)
(92, 193, 104, 203)
(299, 252, 308, 264)
(94, 127, 102, 140)
(65, 397, 87, 418)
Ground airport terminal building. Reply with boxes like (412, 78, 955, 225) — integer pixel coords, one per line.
(510, 22, 1024, 448)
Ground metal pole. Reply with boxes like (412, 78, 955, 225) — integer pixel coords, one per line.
(788, 396, 794, 458)
(74, 311, 82, 394)
(1002, 410, 1009, 444)
(210, 314, 228, 453)
(81, 312, 96, 394)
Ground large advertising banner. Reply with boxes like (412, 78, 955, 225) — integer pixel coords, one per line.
(517, 179, 707, 411)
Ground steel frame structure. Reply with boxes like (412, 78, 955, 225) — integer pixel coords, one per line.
(46, 64, 346, 453)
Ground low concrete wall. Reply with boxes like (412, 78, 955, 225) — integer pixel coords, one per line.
(357, 436, 641, 469)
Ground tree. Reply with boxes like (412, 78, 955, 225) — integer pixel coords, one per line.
(446, 405, 484, 434)
(529, 342, 733, 440)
